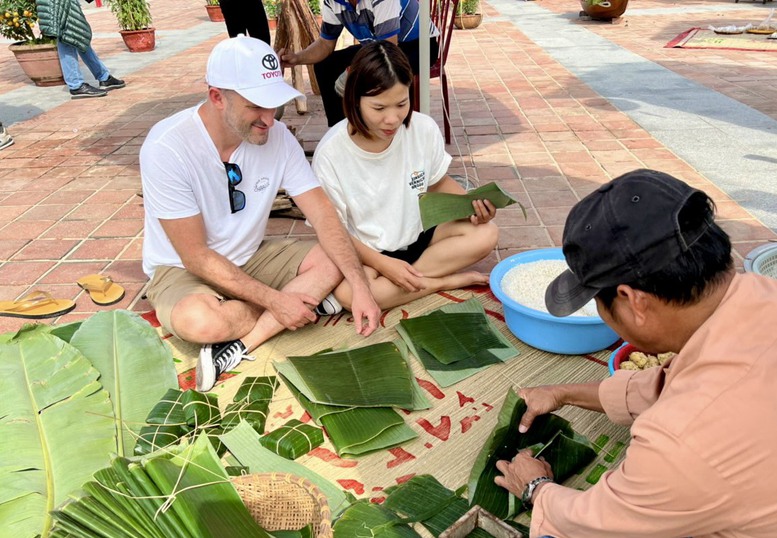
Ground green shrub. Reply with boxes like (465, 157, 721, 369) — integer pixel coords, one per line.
(106, 0, 153, 31)
(458, 0, 479, 15)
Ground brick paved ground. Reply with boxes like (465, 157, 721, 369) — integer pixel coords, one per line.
(1, 0, 775, 334)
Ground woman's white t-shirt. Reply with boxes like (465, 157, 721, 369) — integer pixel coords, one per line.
(140, 105, 320, 278)
(312, 112, 452, 252)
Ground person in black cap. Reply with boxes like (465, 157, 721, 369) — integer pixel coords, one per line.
(493, 169, 777, 537)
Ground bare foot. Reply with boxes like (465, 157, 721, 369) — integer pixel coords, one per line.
(439, 271, 489, 290)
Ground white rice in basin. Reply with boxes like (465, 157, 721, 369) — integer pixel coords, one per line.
(501, 259, 599, 317)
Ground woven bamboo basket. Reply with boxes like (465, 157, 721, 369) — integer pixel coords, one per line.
(231, 472, 333, 538)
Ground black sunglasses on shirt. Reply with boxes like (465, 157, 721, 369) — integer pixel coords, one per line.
(224, 162, 245, 214)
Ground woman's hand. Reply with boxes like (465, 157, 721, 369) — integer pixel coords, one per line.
(377, 256, 425, 292)
(469, 199, 497, 225)
(517, 386, 566, 433)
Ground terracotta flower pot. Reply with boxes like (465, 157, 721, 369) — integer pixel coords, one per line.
(8, 41, 65, 87)
(453, 13, 482, 29)
(580, 0, 629, 19)
(119, 28, 156, 52)
(268, 17, 277, 30)
(205, 4, 225, 22)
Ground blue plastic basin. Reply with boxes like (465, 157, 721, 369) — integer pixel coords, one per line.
(489, 248, 619, 355)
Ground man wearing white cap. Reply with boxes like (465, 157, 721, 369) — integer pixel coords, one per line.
(140, 36, 381, 392)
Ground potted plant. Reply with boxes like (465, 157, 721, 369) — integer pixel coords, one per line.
(454, 0, 482, 29)
(264, 0, 278, 30)
(205, 0, 225, 23)
(0, 0, 64, 86)
(106, 0, 155, 52)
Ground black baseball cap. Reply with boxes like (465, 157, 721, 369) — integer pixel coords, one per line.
(545, 169, 714, 317)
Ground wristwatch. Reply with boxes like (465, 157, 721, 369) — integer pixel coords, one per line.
(521, 476, 553, 507)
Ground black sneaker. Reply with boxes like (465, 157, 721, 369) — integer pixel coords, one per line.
(196, 339, 251, 392)
(70, 83, 107, 99)
(99, 75, 126, 91)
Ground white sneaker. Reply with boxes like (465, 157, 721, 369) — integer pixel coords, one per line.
(314, 293, 343, 316)
(196, 339, 252, 392)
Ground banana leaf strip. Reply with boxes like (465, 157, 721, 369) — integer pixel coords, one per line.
(69, 310, 179, 457)
(233, 376, 279, 403)
(399, 311, 507, 364)
(182, 390, 221, 428)
(222, 376, 279, 433)
(333, 500, 422, 537)
(279, 374, 418, 457)
(259, 419, 324, 460)
(145, 388, 188, 426)
(0, 333, 116, 538)
(135, 423, 190, 456)
(397, 299, 519, 387)
(467, 389, 597, 519)
(278, 342, 414, 408)
(221, 421, 350, 516)
(419, 182, 522, 231)
(383, 475, 491, 537)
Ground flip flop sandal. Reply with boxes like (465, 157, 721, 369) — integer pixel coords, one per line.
(76, 274, 126, 306)
(0, 290, 76, 319)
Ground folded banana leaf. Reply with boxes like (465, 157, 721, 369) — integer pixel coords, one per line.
(0, 333, 116, 538)
(259, 419, 324, 460)
(419, 182, 522, 231)
(221, 421, 350, 516)
(278, 342, 415, 408)
(333, 500, 422, 537)
(279, 373, 418, 457)
(467, 389, 597, 519)
(135, 377, 278, 456)
(53, 435, 272, 538)
(383, 475, 492, 537)
(399, 311, 507, 365)
(272, 526, 314, 538)
(397, 299, 519, 387)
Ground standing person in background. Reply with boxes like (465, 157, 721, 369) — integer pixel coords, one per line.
(0, 121, 13, 150)
(36, 0, 126, 99)
(280, 0, 439, 127)
(219, 0, 271, 44)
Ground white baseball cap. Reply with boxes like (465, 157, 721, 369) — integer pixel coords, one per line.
(205, 35, 303, 109)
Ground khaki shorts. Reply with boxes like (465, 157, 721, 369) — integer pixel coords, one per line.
(146, 238, 316, 338)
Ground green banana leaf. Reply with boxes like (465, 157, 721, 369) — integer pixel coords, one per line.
(333, 501, 422, 537)
(279, 342, 414, 408)
(53, 435, 271, 538)
(259, 419, 324, 460)
(271, 526, 314, 538)
(0, 334, 116, 538)
(419, 181, 523, 231)
(383, 475, 492, 537)
(399, 311, 507, 365)
(467, 390, 597, 519)
(223, 376, 279, 433)
(182, 390, 221, 428)
(279, 373, 418, 457)
(135, 377, 278, 456)
(220, 421, 350, 516)
(69, 310, 178, 457)
(397, 299, 519, 387)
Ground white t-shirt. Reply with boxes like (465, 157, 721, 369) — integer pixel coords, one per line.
(140, 105, 320, 278)
(312, 112, 452, 252)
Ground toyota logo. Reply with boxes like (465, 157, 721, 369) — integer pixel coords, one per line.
(262, 54, 279, 71)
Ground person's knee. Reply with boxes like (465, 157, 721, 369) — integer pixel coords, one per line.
(170, 295, 229, 342)
(472, 221, 499, 256)
(301, 245, 344, 288)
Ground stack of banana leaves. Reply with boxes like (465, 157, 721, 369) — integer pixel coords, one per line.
(396, 298, 520, 387)
(274, 341, 431, 457)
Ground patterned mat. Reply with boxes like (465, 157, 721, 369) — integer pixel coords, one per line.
(142, 286, 630, 512)
(666, 27, 777, 51)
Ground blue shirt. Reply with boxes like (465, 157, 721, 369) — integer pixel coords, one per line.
(320, 0, 438, 43)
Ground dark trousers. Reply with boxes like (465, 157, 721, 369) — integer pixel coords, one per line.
(219, 0, 271, 44)
(313, 38, 440, 127)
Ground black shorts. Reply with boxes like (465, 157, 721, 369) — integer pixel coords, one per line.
(381, 227, 436, 265)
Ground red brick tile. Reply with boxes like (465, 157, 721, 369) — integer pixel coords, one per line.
(497, 226, 553, 250)
(18, 204, 74, 221)
(66, 203, 122, 221)
(92, 219, 144, 238)
(0, 240, 28, 260)
(527, 190, 580, 208)
(719, 220, 777, 243)
(0, 261, 56, 285)
(12, 239, 79, 261)
(39, 262, 110, 285)
(0, 220, 55, 240)
(41, 220, 100, 240)
(105, 260, 148, 283)
(69, 239, 131, 261)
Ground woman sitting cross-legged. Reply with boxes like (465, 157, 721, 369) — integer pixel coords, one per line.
(312, 40, 499, 312)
